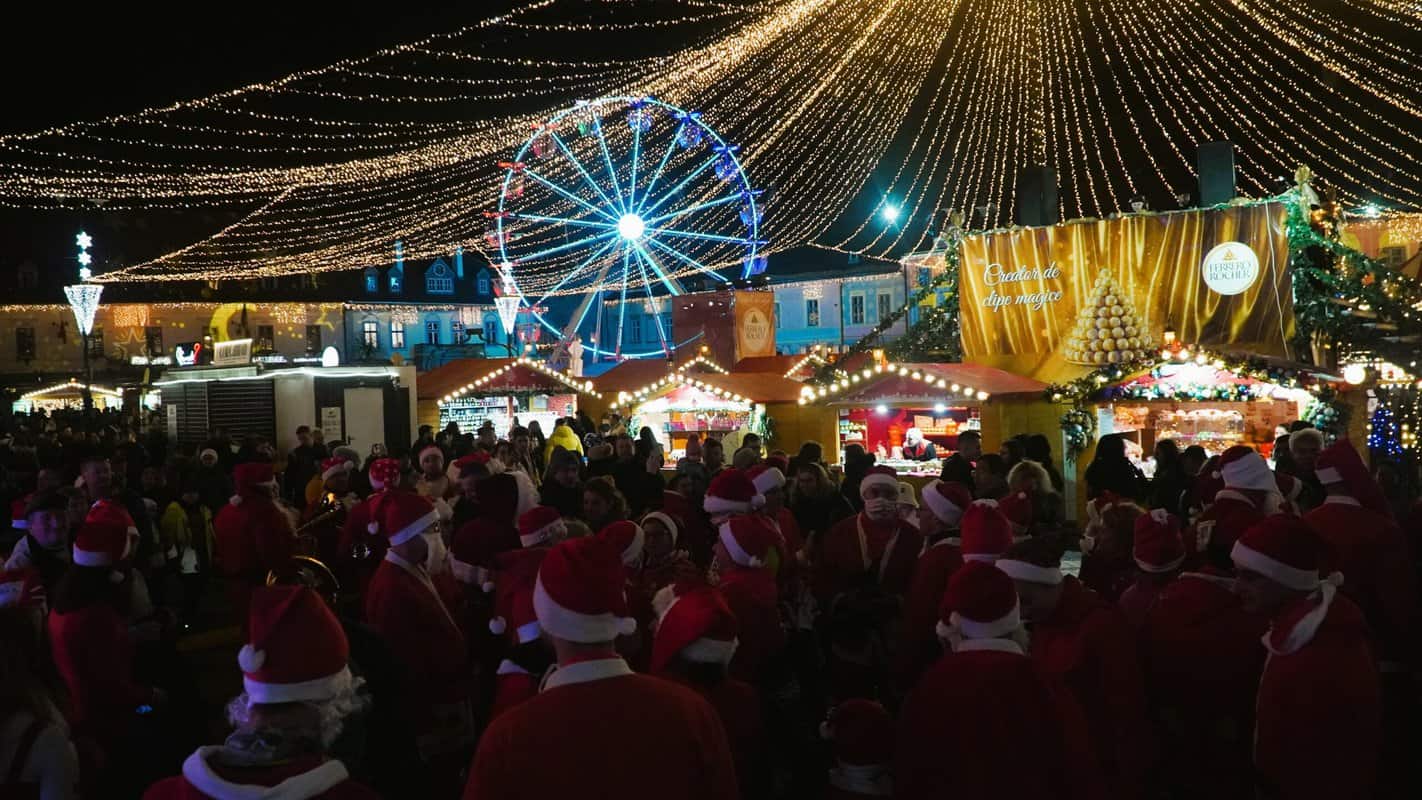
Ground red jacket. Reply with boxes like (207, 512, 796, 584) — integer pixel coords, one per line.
(896, 538, 963, 688)
(896, 642, 1103, 799)
(1029, 577, 1154, 799)
(1116, 576, 1170, 632)
(665, 673, 764, 796)
(488, 662, 539, 722)
(464, 658, 738, 800)
(213, 497, 295, 579)
(1255, 589, 1381, 799)
(815, 514, 922, 603)
(364, 553, 469, 735)
(48, 603, 156, 748)
(1304, 496, 1417, 666)
(1185, 491, 1264, 567)
(1139, 570, 1266, 797)
(717, 568, 785, 683)
(143, 750, 377, 799)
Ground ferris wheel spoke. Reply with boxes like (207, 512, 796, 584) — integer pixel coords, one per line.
(638, 124, 683, 213)
(591, 117, 625, 214)
(632, 250, 671, 355)
(645, 192, 745, 226)
(646, 236, 726, 280)
(615, 247, 631, 358)
(514, 229, 619, 264)
(515, 213, 619, 231)
(534, 236, 621, 306)
(549, 132, 621, 217)
(630, 241, 683, 297)
(647, 225, 760, 246)
(637, 153, 719, 218)
(628, 122, 642, 211)
(523, 167, 619, 223)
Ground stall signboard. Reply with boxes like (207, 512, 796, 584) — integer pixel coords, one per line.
(734, 290, 776, 360)
(957, 202, 1294, 380)
(213, 338, 253, 367)
(321, 406, 343, 443)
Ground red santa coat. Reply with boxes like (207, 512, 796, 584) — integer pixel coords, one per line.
(364, 552, 469, 737)
(463, 658, 738, 800)
(815, 514, 923, 603)
(1138, 569, 1264, 797)
(895, 538, 963, 689)
(143, 750, 377, 800)
(1116, 576, 1169, 632)
(1029, 577, 1154, 800)
(664, 673, 764, 796)
(214, 497, 296, 630)
(1254, 588, 1381, 799)
(717, 567, 785, 683)
(663, 491, 715, 566)
(48, 603, 157, 748)
(896, 641, 1104, 800)
(1185, 490, 1264, 566)
(1304, 495, 1417, 667)
(488, 661, 539, 722)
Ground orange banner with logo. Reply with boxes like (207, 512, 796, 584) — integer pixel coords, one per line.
(958, 202, 1294, 382)
(734, 290, 776, 360)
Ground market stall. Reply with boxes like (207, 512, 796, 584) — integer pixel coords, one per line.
(616, 370, 817, 459)
(12, 379, 126, 413)
(422, 357, 600, 437)
(585, 350, 728, 421)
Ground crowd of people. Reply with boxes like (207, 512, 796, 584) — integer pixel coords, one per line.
(1, 405, 1419, 799)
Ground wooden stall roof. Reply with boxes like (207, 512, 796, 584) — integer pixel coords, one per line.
(418, 358, 599, 401)
(591, 353, 729, 395)
(734, 353, 830, 380)
(815, 362, 1049, 406)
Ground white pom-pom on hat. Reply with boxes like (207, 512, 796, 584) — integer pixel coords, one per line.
(482, 580, 496, 593)
(238, 644, 266, 673)
(617, 616, 638, 637)
(230, 495, 243, 506)
(367, 522, 380, 535)
(489, 617, 507, 635)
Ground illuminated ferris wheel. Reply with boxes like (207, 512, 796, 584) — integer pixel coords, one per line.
(491, 96, 764, 360)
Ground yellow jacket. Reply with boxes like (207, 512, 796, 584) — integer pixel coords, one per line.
(544, 424, 585, 463)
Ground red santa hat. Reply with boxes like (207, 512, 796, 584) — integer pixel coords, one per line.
(1190, 455, 1225, 509)
(1133, 508, 1185, 573)
(454, 452, 493, 478)
(746, 464, 785, 495)
(449, 521, 505, 592)
(649, 583, 739, 674)
(820, 699, 895, 766)
(0, 568, 44, 610)
(960, 499, 1012, 562)
(1232, 514, 1344, 655)
(704, 469, 764, 516)
(858, 465, 900, 497)
(367, 490, 438, 546)
(938, 559, 1022, 640)
(718, 514, 778, 568)
(238, 584, 351, 704)
(475, 471, 539, 525)
(1219, 446, 1275, 493)
(598, 520, 646, 567)
(72, 499, 138, 567)
(230, 462, 278, 505)
(10, 498, 28, 530)
(488, 548, 546, 641)
(922, 479, 973, 527)
(367, 458, 402, 491)
(321, 456, 354, 482)
(996, 548, 1063, 586)
(518, 505, 564, 548)
(765, 454, 790, 474)
(640, 511, 680, 545)
(997, 490, 1032, 536)
(533, 536, 638, 643)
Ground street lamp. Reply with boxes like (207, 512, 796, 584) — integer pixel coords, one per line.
(64, 231, 103, 422)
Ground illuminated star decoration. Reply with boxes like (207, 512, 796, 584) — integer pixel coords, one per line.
(75, 230, 94, 280)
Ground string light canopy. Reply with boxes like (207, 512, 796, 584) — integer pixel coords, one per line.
(0, 0, 1414, 282)
(437, 356, 601, 405)
(617, 372, 751, 408)
(19, 380, 123, 401)
(799, 362, 991, 406)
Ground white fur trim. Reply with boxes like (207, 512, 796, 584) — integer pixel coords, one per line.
(182, 746, 350, 800)
(322, 462, 353, 481)
(996, 559, 1063, 585)
(387, 509, 439, 546)
(751, 468, 785, 494)
(859, 473, 900, 497)
(1135, 554, 1185, 574)
(1263, 581, 1341, 655)
(521, 519, 565, 548)
(516, 620, 541, 644)
(496, 659, 529, 677)
(533, 574, 637, 643)
(243, 665, 353, 705)
(1230, 541, 1320, 591)
(512, 471, 539, 518)
(641, 512, 679, 545)
(432, 498, 453, 522)
(718, 521, 764, 568)
(680, 636, 739, 665)
(922, 480, 965, 525)
(1221, 454, 1276, 493)
(971, 498, 999, 508)
(704, 495, 753, 515)
(540, 657, 633, 691)
(72, 546, 114, 567)
(1315, 466, 1343, 485)
(10, 519, 26, 530)
(942, 604, 1021, 640)
(954, 638, 1025, 656)
(449, 557, 492, 591)
(619, 525, 646, 567)
(1323, 495, 1360, 507)
(237, 644, 265, 672)
(229, 494, 243, 506)
(962, 553, 999, 563)
(489, 617, 507, 635)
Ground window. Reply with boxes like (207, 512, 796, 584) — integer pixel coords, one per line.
(483, 317, 499, 346)
(87, 327, 105, 358)
(918, 266, 932, 287)
(363, 268, 379, 294)
(426, 320, 441, 345)
(362, 320, 379, 349)
(477, 273, 491, 296)
(16, 262, 38, 289)
(305, 325, 322, 354)
(451, 320, 465, 343)
(850, 294, 865, 325)
(426, 260, 454, 295)
(1381, 246, 1407, 269)
(806, 299, 820, 327)
(878, 292, 893, 321)
(144, 326, 164, 357)
(390, 321, 405, 349)
(15, 327, 35, 361)
(628, 317, 641, 343)
(388, 267, 403, 294)
(256, 325, 275, 354)
(774, 302, 781, 329)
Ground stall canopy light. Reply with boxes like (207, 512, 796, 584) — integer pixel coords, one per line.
(783, 351, 829, 378)
(617, 372, 751, 409)
(798, 362, 991, 405)
(438, 357, 601, 406)
(21, 380, 122, 400)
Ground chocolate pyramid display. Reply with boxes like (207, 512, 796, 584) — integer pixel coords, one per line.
(1063, 268, 1155, 365)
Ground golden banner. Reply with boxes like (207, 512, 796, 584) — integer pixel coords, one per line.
(958, 202, 1294, 382)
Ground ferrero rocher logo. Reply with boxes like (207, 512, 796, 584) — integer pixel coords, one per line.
(742, 308, 770, 352)
(1202, 241, 1260, 296)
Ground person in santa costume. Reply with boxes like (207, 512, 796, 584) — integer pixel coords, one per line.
(414, 443, 455, 501)
(1185, 446, 1278, 570)
(1232, 514, 1381, 799)
(143, 584, 377, 800)
(462, 535, 737, 800)
(484, 546, 551, 722)
(597, 520, 651, 664)
(451, 470, 537, 581)
(996, 488, 1033, 540)
(1116, 508, 1185, 631)
(747, 464, 804, 580)
(301, 456, 359, 567)
(337, 458, 402, 597)
(815, 465, 923, 605)
(1182, 454, 1224, 523)
(214, 463, 296, 633)
(821, 699, 893, 799)
(1078, 496, 1143, 602)
(1274, 471, 1306, 515)
(651, 582, 766, 797)
(1303, 438, 1415, 672)
(362, 491, 472, 793)
(1137, 516, 1266, 799)
(895, 484, 979, 689)
(896, 560, 1102, 799)
(999, 537, 1153, 799)
(712, 513, 786, 684)
(449, 453, 494, 531)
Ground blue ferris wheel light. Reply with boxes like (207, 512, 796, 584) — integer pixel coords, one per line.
(617, 213, 646, 240)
